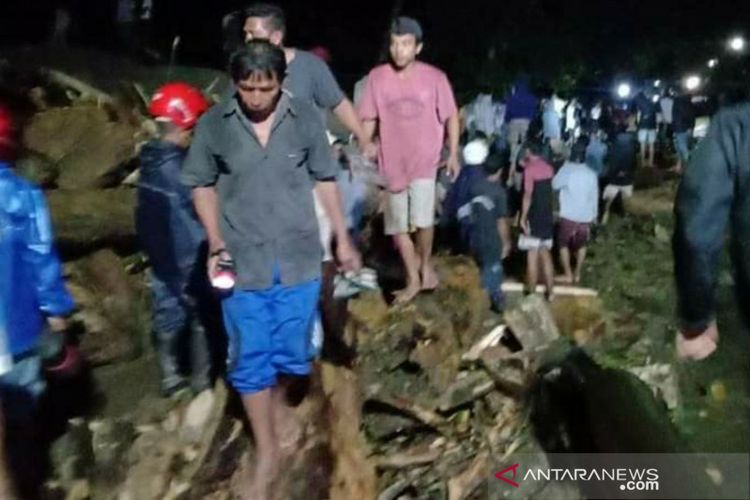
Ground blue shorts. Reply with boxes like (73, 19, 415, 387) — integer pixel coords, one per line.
(222, 278, 321, 395)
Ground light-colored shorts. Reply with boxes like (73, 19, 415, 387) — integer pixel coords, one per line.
(603, 184, 634, 201)
(518, 234, 553, 251)
(508, 119, 531, 147)
(637, 129, 657, 145)
(384, 178, 436, 235)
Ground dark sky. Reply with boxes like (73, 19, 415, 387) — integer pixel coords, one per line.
(2, 0, 749, 97)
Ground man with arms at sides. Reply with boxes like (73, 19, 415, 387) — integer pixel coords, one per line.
(358, 16, 460, 303)
(240, 3, 376, 158)
(182, 42, 360, 499)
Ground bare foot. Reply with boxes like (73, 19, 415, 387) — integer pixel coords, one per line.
(556, 274, 573, 284)
(241, 449, 279, 500)
(573, 274, 581, 284)
(676, 332, 717, 361)
(420, 264, 439, 291)
(393, 282, 421, 304)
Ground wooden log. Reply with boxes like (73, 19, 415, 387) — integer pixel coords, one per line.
(375, 448, 442, 470)
(437, 371, 495, 412)
(43, 69, 114, 104)
(501, 282, 598, 297)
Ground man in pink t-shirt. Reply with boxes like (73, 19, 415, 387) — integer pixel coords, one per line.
(358, 16, 460, 303)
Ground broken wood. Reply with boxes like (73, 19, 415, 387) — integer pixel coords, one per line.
(365, 389, 447, 430)
(377, 479, 410, 500)
(447, 451, 489, 500)
(375, 448, 442, 470)
(43, 69, 114, 104)
(437, 371, 495, 412)
(461, 325, 506, 362)
(501, 282, 598, 297)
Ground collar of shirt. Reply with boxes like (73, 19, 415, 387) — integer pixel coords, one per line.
(221, 90, 299, 146)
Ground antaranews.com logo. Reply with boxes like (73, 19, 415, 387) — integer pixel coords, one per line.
(495, 463, 660, 492)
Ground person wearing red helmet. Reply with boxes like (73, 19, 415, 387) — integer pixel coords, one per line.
(0, 105, 75, 499)
(137, 83, 215, 397)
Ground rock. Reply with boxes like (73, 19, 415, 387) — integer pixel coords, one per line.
(654, 223, 670, 243)
(89, 418, 136, 485)
(47, 188, 135, 252)
(22, 105, 138, 189)
(479, 349, 527, 398)
(64, 479, 91, 500)
(627, 363, 680, 410)
(180, 389, 216, 445)
(15, 150, 58, 186)
(505, 295, 560, 352)
(117, 435, 180, 500)
(548, 296, 606, 344)
(66, 249, 145, 366)
(50, 418, 95, 485)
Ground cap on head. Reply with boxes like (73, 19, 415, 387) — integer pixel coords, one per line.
(463, 139, 490, 166)
(390, 16, 423, 43)
(149, 82, 210, 130)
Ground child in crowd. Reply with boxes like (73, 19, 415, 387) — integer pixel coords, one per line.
(455, 139, 511, 312)
(136, 83, 212, 397)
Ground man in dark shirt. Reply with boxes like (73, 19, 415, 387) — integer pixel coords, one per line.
(635, 91, 658, 167)
(671, 91, 696, 173)
(673, 103, 750, 360)
(602, 114, 638, 224)
(182, 41, 360, 498)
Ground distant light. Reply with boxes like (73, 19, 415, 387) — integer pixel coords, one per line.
(729, 36, 745, 52)
(616, 83, 632, 99)
(652, 95, 660, 103)
(708, 58, 719, 68)
(684, 75, 702, 91)
(654, 80, 662, 87)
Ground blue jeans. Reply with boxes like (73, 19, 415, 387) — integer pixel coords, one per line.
(151, 276, 211, 393)
(674, 131, 691, 165)
(0, 353, 44, 424)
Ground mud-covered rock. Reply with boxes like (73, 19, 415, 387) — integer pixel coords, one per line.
(22, 105, 138, 189)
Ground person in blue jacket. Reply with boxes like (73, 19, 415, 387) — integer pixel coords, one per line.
(0, 104, 74, 498)
(136, 83, 213, 396)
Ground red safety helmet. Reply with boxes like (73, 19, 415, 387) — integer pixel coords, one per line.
(148, 82, 210, 130)
(0, 104, 17, 161)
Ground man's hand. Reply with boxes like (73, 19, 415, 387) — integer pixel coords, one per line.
(445, 153, 461, 181)
(360, 139, 378, 162)
(208, 247, 231, 280)
(520, 218, 530, 235)
(336, 237, 362, 273)
(47, 316, 68, 332)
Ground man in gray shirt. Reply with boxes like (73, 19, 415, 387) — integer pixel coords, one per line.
(182, 41, 360, 499)
(235, 3, 376, 157)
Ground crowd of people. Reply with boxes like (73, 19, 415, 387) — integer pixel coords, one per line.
(0, 2, 744, 499)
